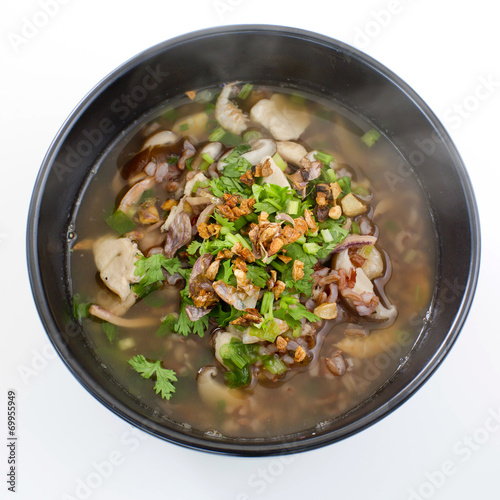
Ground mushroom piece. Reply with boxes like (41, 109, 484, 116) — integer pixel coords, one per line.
(141, 130, 178, 151)
(93, 236, 143, 306)
(276, 141, 308, 166)
(337, 328, 397, 358)
(191, 142, 224, 170)
(250, 94, 310, 141)
(173, 112, 209, 141)
(358, 245, 384, 280)
(215, 82, 249, 135)
(89, 304, 158, 328)
(325, 350, 347, 376)
(197, 366, 245, 412)
(240, 138, 277, 166)
(177, 139, 197, 170)
(117, 177, 156, 216)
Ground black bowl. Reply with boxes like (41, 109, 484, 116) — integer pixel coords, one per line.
(27, 25, 480, 455)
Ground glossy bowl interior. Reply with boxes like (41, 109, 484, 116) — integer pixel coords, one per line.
(27, 25, 480, 455)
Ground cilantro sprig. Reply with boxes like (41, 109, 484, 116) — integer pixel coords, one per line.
(132, 255, 182, 297)
(128, 355, 177, 400)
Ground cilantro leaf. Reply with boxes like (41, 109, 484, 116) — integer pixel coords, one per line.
(209, 176, 251, 197)
(216, 259, 237, 287)
(174, 303, 209, 337)
(246, 264, 270, 289)
(282, 263, 314, 297)
(128, 355, 177, 400)
(134, 255, 182, 287)
(285, 243, 318, 268)
(210, 304, 244, 328)
(212, 212, 235, 231)
(187, 240, 203, 256)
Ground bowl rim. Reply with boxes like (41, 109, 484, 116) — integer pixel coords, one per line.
(27, 24, 481, 456)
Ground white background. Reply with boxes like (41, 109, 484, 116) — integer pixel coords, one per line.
(1, 1, 499, 499)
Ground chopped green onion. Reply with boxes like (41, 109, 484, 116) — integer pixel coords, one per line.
(286, 200, 299, 215)
(303, 242, 320, 255)
(270, 261, 286, 273)
(201, 153, 215, 164)
(321, 229, 334, 243)
(261, 355, 287, 375)
(242, 130, 262, 143)
(324, 168, 337, 183)
(179, 122, 189, 132)
(351, 221, 360, 234)
(296, 235, 306, 245)
(106, 210, 135, 235)
(352, 186, 371, 197)
(266, 198, 282, 210)
(185, 157, 194, 171)
(238, 83, 254, 100)
(236, 234, 251, 250)
(226, 233, 252, 251)
(272, 152, 287, 171)
(209, 126, 226, 142)
(230, 352, 247, 370)
(198, 160, 210, 171)
(292, 325, 302, 338)
(358, 245, 373, 258)
(302, 243, 321, 255)
(315, 151, 334, 165)
(361, 128, 381, 147)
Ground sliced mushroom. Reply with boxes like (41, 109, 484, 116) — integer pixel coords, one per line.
(325, 350, 347, 376)
(117, 177, 156, 216)
(141, 130, 178, 151)
(173, 112, 209, 141)
(93, 236, 142, 305)
(240, 138, 276, 165)
(276, 141, 308, 166)
(197, 366, 245, 412)
(337, 328, 397, 358)
(250, 94, 310, 140)
(192, 142, 224, 170)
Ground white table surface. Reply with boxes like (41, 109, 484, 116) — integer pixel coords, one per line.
(1, 1, 499, 499)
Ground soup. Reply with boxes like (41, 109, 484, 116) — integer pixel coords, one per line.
(69, 82, 435, 438)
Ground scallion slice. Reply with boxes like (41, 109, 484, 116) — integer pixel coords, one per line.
(238, 83, 254, 100)
(361, 128, 381, 147)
